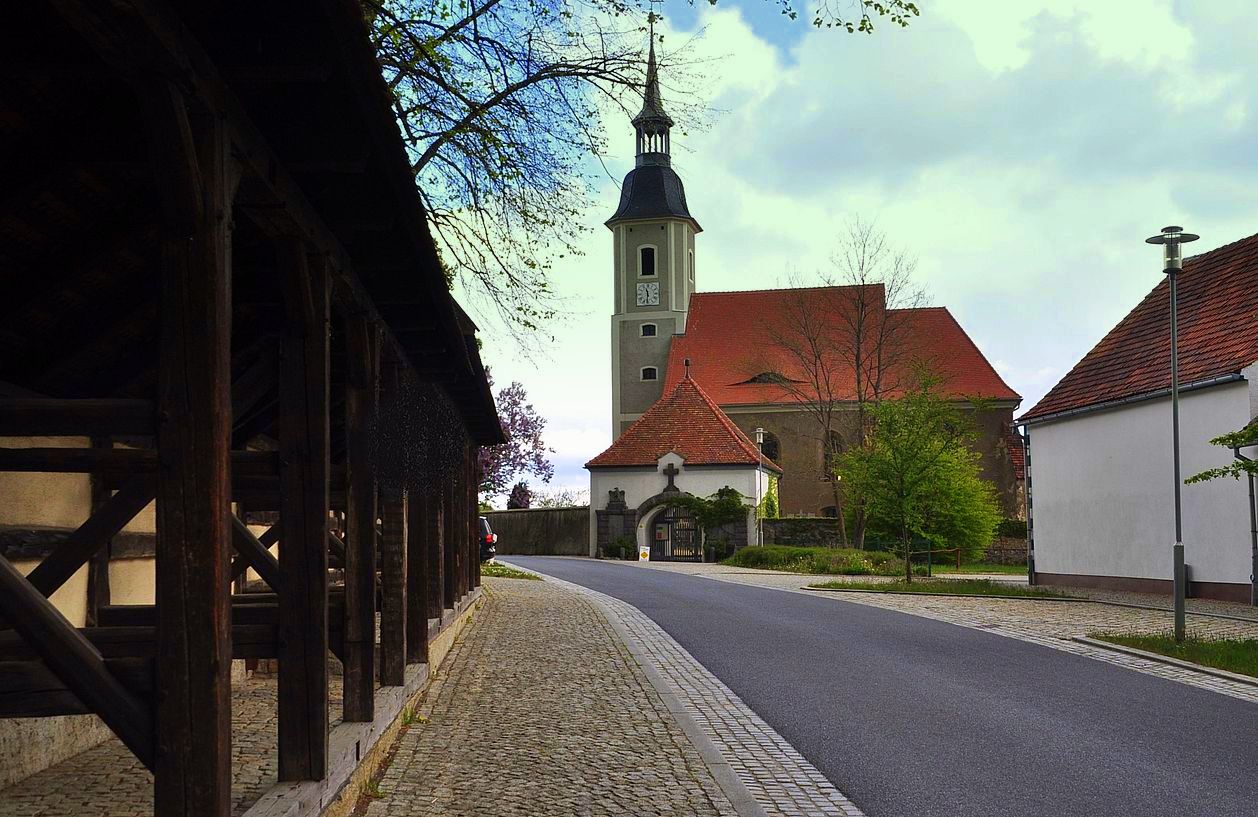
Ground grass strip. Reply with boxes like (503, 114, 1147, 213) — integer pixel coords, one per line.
(1092, 634, 1258, 679)
(808, 578, 1075, 599)
(481, 562, 541, 581)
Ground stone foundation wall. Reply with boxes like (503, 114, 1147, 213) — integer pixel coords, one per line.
(762, 518, 843, 547)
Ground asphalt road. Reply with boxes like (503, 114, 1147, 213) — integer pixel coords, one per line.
(503, 556, 1258, 817)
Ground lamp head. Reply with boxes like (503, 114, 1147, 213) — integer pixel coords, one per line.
(1145, 225, 1200, 272)
(755, 427, 765, 445)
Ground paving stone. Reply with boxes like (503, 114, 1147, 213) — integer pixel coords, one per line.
(361, 577, 738, 817)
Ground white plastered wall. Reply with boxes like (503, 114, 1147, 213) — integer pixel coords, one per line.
(588, 452, 771, 554)
(1030, 379, 1254, 584)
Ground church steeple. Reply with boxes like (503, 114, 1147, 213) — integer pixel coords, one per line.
(632, 14, 673, 167)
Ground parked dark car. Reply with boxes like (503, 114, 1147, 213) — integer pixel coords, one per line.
(479, 516, 497, 562)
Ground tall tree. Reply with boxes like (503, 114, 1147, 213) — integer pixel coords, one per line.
(836, 382, 999, 582)
(478, 376, 554, 497)
(751, 219, 924, 544)
(366, 1, 919, 340)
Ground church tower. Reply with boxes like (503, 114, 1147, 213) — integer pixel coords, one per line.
(607, 23, 701, 438)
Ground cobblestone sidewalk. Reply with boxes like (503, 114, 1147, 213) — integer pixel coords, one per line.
(361, 577, 739, 817)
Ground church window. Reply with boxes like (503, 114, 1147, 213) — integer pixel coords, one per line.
(759, 431, 781, 464)
(639, 246, 656, 277)
(822, 430, 844, 480)
(640, 323, 657, 337)
(689, 250, 695, 282)
(641, 367, 658, 381)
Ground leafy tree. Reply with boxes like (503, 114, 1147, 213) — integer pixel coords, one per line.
(757, 474, 779, 519)
(507, 480, 532, 509)
(478, 374, 554, 497)
(836, 383, 999, 581)
(533, 487, 592, 507)
(367, 2, 919, 340)
(1186, 421, 1258, 484)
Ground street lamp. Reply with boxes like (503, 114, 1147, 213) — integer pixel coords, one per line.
(755, 427, 765, 546)
(1145, 225, 1199, 642)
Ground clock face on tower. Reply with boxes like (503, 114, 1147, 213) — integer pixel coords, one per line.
(636, 282, 660, 307)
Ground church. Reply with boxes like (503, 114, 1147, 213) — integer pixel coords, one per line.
(587, 37, 1022, 559)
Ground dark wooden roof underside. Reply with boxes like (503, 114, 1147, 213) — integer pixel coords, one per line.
(0, 0, 503, 446)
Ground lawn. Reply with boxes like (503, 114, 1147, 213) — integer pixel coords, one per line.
(934, 562, 1027, 576)
(480, 562, 541, 581)
(808, 578, 1075, 599)
(1093, 634, 1258, 679)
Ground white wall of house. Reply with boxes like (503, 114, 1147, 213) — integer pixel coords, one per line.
(588, 453, 771, 555)
(1030, 378, 1253, 586)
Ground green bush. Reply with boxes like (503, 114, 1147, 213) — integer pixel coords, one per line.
(723, 545, 920, 576)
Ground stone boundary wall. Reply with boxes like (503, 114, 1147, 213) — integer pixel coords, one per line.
(485, 507, 590, 556)
(761, 518, 843, 547)
(985, 536, 1028, 565)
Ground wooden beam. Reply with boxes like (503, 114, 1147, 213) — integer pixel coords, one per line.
(153, 101, 233, 817)
(22, 475, 154, 600)
(0, 625, 279, 661)
(342, 313, 377, 722)
(379, 491, 407, 686)
(0, 399, 156, 436)
(426, 492, 444, 618)
(405, 491, 429, 664)
(277, 242, 330, 781)
(443, 472, 458, 611)
(87, 437, 114, 627)
(229, 515, 281, 591)
(0, 658, 152, 719)
(230, 523, 281, 581)
(0, 558, 154, 767)
(0, 448, 276, 476)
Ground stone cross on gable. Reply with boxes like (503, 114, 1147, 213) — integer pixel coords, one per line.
(662, 462, 680, 492)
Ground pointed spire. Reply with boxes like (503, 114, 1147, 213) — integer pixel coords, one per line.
(632, 11, 673, 166)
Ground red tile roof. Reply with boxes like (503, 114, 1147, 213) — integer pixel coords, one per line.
(586, 376, 782, 471)
(1022, 232, 1258, 422)
(664, 287, 1019, 406)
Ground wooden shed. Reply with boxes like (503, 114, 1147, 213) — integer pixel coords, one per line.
(0, 1, 504, 815)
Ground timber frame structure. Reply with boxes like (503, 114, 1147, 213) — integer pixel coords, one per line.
(0, 2, 504, 816)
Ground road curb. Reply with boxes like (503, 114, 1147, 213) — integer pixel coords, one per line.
(802, 586, 1087, 602)
(1072, 636, 1258, 689)
(593, 596, 773, 817)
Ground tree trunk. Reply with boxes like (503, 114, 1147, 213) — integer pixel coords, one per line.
(830, 478, 848, 547)
(852, 503, 868, 550)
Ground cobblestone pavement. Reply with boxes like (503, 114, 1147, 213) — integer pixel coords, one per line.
(362, 577, 739, 817)
(0, 675, 347, 817)
(537, 574, 866, 817)
(623, 560, 1258, 703)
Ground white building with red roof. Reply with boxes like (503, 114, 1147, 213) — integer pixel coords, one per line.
(586, 373, 781, 559)
(1020, 231, 1258, 602)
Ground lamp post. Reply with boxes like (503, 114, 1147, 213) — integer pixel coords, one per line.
(1145, 225, 1199, 642)
(755, 427, 765, 546)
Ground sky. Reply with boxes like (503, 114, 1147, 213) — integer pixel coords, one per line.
(471, 0, 1258, 502)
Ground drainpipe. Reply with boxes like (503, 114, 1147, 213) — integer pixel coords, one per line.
(1235, 447, 1258, 607)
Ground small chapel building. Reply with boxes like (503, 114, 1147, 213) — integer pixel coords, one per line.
(592, 31, 1022, 553)
(586, 372, 781, 559)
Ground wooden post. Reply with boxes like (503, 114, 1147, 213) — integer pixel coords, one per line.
(405, 492, 429, 664)
(468, 448, 479, 591)
(427, 492, 445, 618)
(379, 491, 407, 685)
(343, 314, 378, 722)
(152, 91, 234, 817)
(277, 243, 330, 780)
(86, 437, 113, 627)
(442, 473, 458, 611)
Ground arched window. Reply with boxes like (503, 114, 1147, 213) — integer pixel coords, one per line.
(640, 323, 657, 337)
(641, 367, 658, 381)
(760, 430, 781, 464)
(820, 506, 838, 518)
(639, 246, 656, 277)
(688, 250, 695, 281)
